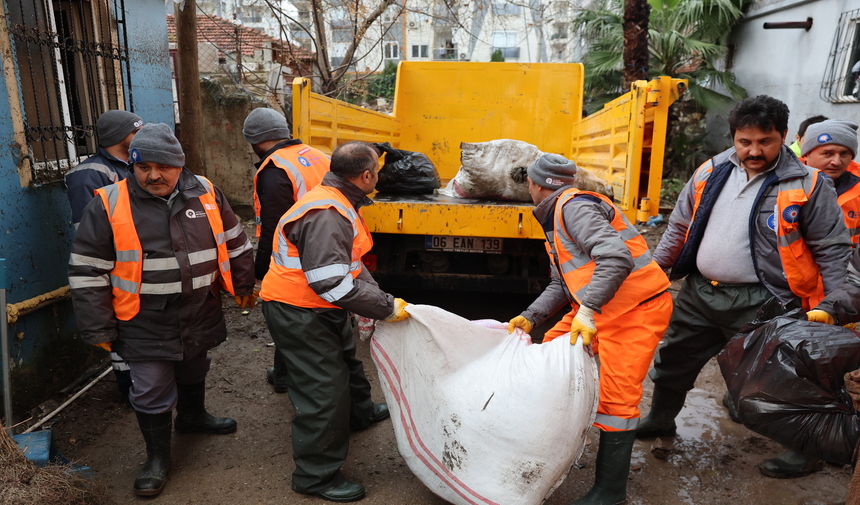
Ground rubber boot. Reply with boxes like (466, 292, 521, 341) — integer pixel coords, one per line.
(134, 411, 172, 497)
(759, 449, 824, 479)
(635, 386, 686, 439)
(266, 353, 289, 394)
(722, 390, 741, 424)
(571, 430, 636, 505)
(174, 382, 237, 434)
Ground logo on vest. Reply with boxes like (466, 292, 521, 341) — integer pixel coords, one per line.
(130, 148, 142, 163)
(185, 209, 206, 219)
(767, 214, 776, 231)
(818, 133, 833, 144)
(851, 211, 857, 219)
(298, 147, 310, 155)
(782, 204, 801, 224)
(298, 156, 311, 167)
(203, 203, 217, 211)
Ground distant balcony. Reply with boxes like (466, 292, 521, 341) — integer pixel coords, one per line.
(434, 48, 457, 60)
(492, 47, 520, 59)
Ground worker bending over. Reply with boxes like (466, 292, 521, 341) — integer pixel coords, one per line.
(509, 154, 673, 505)
(260, 141, 410, 502)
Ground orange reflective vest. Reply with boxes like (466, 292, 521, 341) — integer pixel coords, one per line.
(96, 177, 235, 321)
(838, 161, 860, 246)
(552, 189, 670, 319)
(689, 160, 825, 309)
(260, 185, 372, 309)
(253, 144, 329, 237)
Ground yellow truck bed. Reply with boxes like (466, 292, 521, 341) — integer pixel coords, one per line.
(290, 63, 686, 292)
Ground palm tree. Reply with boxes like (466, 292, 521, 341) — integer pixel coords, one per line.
(575, 0, 748, 113)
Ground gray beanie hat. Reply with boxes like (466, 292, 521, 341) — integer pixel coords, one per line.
(97, 110, 143, 148)
(802, 119, 859, 157)
(128, 123, 185, 168)
(243, 107, 291, 144)
(527, 153, 578, 190)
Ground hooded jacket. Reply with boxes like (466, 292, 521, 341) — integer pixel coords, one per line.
(68, 169, 255, 361)
(654, 145, 850, 305)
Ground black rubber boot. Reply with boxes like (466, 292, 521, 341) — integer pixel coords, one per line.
(134, 411, 172, 497)
(174, 382, 237, 434)
(635, 386, 686, 439)
(759, 449, 824, 479)
(571, 430, 636, 505)
(350, 403, 390, 432)
(266, 360, 289, 394)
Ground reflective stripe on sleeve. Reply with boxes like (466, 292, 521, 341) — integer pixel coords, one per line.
(69, 274, 111, 289)
(305, 263, 350, 283)
(69, 253, 115, 270)
(319, 274, 355, 302)
(227, 239, 253, 258)
(139, 281, 182, 295)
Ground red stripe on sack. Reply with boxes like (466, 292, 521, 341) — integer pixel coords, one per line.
(370, 340, 500, 505)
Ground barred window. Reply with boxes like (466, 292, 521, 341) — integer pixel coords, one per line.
(6, 0, 132, 185)
(821, 8, 860, 104)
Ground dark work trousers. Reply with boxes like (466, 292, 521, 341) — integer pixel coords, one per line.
(649, 273, 772, 394)
(261, 300, 375, 493)
(125, 353, 211, 414)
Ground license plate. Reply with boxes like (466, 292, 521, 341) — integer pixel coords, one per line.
(425, 235, 503, 253)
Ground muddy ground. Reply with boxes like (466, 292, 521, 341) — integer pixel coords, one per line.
(38, 223, 853, 504)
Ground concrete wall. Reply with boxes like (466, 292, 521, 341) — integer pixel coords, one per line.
(0, 0, 174, 419)
(709, 0, 860, 151)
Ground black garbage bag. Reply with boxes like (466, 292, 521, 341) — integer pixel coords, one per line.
(718, 309, 860, 464)
(374, 142, 440, 194)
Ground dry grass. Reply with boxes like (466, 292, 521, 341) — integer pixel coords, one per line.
(0, 428, 108, 505)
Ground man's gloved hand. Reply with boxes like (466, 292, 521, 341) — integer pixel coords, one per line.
(235, 295, 257, 309)
(806, 309, 835, 325)
(384, 298, 410, 322)
(93, 342, 112, 352)
(507, 315, 534, 334)
(570, 306, 596, 346)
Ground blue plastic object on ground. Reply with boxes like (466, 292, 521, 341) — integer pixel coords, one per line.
(13, 429, 95, 478)
(646, 214, 664, 227)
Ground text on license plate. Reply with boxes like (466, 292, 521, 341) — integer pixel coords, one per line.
(425, 235, 503, 253)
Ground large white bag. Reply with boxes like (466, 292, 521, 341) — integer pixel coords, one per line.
(371, 305, 599, 505)
(439, 140, 614, 202)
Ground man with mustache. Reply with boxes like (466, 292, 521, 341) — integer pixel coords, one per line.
(68, 123, 255, 496)
(638, 95, 851, 479)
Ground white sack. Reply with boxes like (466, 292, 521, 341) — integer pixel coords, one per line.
(439, 140, 614, 202)
(371, 304, 599, 505)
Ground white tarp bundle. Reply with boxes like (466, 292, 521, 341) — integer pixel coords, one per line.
(438, 139, 613, 202)
(371, 305, 599, 505)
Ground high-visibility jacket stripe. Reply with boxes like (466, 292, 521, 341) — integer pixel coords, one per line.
(143, 257, 181, 271)
(70, 253, 115, 270)
(253, 145, 329, 237)
(551, 189, 670, 319)
(187, 249, 217, 266)
(69, 275, 111, 289)
(260, 185, 372, 309)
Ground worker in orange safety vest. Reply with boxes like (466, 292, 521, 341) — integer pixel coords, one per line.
(508, 153, 673, 505)
(800, 119, 860, 247)
(68, 123, 255, 497)
(243, 107, 329, 393)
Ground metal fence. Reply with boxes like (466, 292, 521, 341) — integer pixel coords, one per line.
(6, 0, 131, 185)
(821, 8, 860, 104)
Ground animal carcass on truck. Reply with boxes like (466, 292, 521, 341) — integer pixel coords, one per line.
(290, 62, 686, 294)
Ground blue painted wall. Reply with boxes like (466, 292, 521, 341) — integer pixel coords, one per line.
(0, 0, 173, 418)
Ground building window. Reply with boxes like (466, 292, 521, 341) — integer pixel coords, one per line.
(412, 44, 429, 58)
(822, 8, 860, 103)
(491, 31, 519, 59)
(6, 0, 131, 185)
(384, 41, 399, 60)
(492, 2, 521, 15)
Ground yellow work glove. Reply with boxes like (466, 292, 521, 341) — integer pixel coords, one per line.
(93, 342, 112, 352)
(570, 306, 597, 346)
(384, 298, 410, 322)
(806, 310, 835, 325)
(507, 315, 534, 334)
(235, 294, 257, 309)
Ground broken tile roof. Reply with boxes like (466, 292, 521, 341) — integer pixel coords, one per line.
(167, 14, 314, 60)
